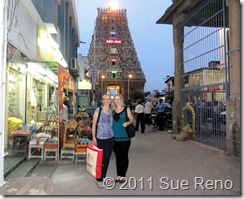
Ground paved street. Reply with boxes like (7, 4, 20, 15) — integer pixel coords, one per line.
(0, 125, 241, 196)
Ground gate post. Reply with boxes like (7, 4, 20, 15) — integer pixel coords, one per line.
(172, 15, 185, 135)
(225, 0, 241, 156)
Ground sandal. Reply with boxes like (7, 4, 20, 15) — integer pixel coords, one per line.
(96, 181, 104, 188)
(114, 176, 121, 182)
(115, 177, 126, 183)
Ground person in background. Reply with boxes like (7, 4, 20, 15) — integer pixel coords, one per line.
(111, 94, 134, 183)
(156, 98, 166, 131)
(134, 99, 145, 133)
(144, 99, 153, 126)
(78, 105, 83, 112)
(91, 94, 114, 188)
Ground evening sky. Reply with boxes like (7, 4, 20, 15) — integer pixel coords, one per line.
(75, 0, 174, 92)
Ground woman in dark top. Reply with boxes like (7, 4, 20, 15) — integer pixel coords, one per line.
(111, 93, 134, 183)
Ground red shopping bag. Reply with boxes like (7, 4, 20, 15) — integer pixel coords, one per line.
(86, 145, 103, 178)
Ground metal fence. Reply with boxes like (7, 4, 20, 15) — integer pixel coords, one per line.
(180, 0, 228, 150)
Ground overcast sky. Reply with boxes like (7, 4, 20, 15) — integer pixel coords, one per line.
(75, 0, 174, 92)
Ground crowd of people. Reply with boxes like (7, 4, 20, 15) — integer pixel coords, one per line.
(127, 98, 169, 133)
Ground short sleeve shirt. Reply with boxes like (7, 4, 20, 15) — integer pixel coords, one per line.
(96, 107, 114, 139)
(135, 104, 144, 113)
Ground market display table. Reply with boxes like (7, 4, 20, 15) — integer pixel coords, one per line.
(60, 148, 75, 160)
(13, 136, 29, 154)
(10, 131, 31, 155)
(74, 152, 86, 163)
(28, 144, 44, 160)
(74, 138, 89, 163)
(44, 144, 59, 160)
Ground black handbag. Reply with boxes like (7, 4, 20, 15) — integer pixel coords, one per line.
(125, 108, 135, 138)
(126, 123, 135, 138)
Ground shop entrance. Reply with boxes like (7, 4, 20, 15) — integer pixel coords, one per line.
(106, 85, 120, 98)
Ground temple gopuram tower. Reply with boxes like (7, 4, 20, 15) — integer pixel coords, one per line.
(88, 7, 146, 102)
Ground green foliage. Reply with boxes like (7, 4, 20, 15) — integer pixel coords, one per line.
(144, 91, 150, 97)
(132, 90, 145, 102)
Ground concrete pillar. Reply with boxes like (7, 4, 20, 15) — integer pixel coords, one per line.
(0, 0, 7, 186)
(172, 14, 185, 134)
(225, 0, 241, 156)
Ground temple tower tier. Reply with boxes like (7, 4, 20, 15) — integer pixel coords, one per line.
(88, 7, 146, 102)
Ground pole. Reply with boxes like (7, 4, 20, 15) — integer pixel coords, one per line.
(127, 74, 132, 101)
(92, 21, 96, 106)
(128, 78, 129, 100)
(0, 0, 8, 186)
(92, 85, 95, 106)
(101, 79, 103, 97)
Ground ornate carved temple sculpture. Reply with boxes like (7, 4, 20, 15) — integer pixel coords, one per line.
(88, 7, 146, 102)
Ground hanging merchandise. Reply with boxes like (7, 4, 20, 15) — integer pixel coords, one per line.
(30, 89, 37, 107)
(8, 69, 23, 119)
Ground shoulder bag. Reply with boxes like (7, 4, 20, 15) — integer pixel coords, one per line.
(125, 108, 135, 138)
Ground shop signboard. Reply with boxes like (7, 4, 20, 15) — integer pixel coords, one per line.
(45, 61, 58, 74)
(78, 79, 92, 90)
(207, 84, 225, 91)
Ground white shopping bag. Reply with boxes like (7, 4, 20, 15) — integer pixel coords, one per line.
(86, 145, 103, 178)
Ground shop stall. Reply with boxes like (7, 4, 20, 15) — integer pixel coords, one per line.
(58, 65, 76, 149)
(6, 62, 59, 156)
(6, 63, 92, 161)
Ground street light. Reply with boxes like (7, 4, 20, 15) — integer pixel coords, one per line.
(128, 74, 132, 100)
(101, 75, 105, 96)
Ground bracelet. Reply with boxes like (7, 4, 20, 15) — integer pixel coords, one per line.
(128, 121, 131, 124)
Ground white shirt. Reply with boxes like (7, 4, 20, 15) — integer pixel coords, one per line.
(144, 101, 153, 114)
(135, 104, 144, 113)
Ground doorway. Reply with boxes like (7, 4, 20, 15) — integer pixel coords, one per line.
(106, 85, 120, 98)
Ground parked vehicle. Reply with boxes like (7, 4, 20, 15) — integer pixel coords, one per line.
(149, 105, 173, 130)
(150, 109, 158, 131)
(163, 106, 173, 129)
(162, 102, 172, 109)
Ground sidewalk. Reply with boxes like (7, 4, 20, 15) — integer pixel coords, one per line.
(1, 125, 241, 196)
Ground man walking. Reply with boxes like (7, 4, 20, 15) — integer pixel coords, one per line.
(156, 98, 165, 131)
(135, 99, 145, 133)
(144, 99, 153, 126)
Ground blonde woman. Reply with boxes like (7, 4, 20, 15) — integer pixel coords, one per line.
(111, 94, 134, 183)
(92, 94, 114, 188)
